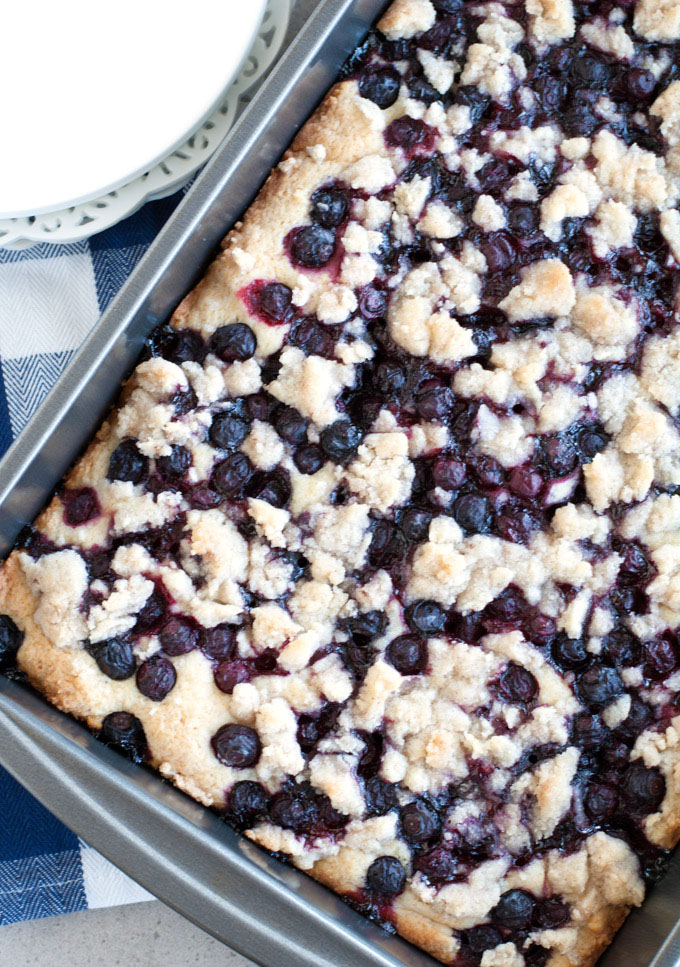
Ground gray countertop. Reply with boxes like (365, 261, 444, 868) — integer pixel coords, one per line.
(1, 1, 315, 964)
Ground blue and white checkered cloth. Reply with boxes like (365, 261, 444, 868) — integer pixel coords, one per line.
(0, 191, 187, 924)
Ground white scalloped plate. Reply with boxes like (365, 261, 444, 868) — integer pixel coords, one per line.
(1, 1, 268, 220)
(0, 0, 289, 251)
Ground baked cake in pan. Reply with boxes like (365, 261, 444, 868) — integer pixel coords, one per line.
(2, 0, 680, 963)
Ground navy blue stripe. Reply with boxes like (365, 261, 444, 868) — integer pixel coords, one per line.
(0, 768, 80, 862)
(0, 361, 14, 459)
(89, 192, 184, 312)
(0, 851, 87, 924)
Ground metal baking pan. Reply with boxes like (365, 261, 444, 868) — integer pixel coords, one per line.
(0, 0, 679, 963)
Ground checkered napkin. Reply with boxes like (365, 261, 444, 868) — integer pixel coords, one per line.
(0, 191, 186, 924)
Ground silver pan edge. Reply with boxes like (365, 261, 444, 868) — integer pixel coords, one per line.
(0, 1, 678, 963)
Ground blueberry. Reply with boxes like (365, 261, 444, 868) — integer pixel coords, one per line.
(134, 589, 166, 634)
(365, 856, 406, 897)
(211, 724, 261, 768)
(576, 666, 623, 707)
(431, 0, 461, 12)
(407, 72, 440, 105)
(359, 287, 388, 319)
(573, 52, 610, 89)
(432, 456, 466, 491)
(535, 76, 567, 112)
(626, 68, 656, 99)
(579, 426, 609, 460)
(620, 695, 652, 737)
(471, 456, 505, 489)
(479, 160, 510, 192)
(269, 792, 319, 831)
(603, 629, 640, 668)
(543, 435, 578, 475)
(571, 713, 609, 750)
(151, 327, 206, 364)
(416, 386, 454, 422)
(405, 600, 445, 636)
(212, 452, 252, 494)
(214, 660, 250, 694)
(400, 800, 439, 843)
(136, 655, 176, 702)
(585, 782, 618, 819)
(375, 361, 406, 395)
(289, 319, 336, 357)
(453, 85, 490, 124)
(88, 637, 136, 681)
(294, 444, 324, 475)
(365, 778, 399, 817)
(347, 610, 386, 640)
(535, 897, 569, 929)
(508, 203, 539, 236)
(227, 780, 270, 827)
(320, 420, 362, 463)
(107, 440, 148, 484)
(622, 762, 665, 813)
(453, 493, 489, 533)
(157, 445, 191, 478)
(497, 662, 538, 705)
(274, 407, 308, 445)
(245, 393, 273, 422)
(62, 487, 101, 526)
(386, 635, 427, 675)
(465, 925, 504, 953)
(400, 507, 432, 543)
(414, 846, 458, 884)
(508, 467, 543, 498)
(564, 104, 598, 137)
(384, 116, 433, 152)
(211, 323, 257, 362)
(645, 637, 678, 678)
(551, 636, 589, 670)
(100, 711, 147, 762)
(359, 66, 401, 108)
(201, 624, 236, 661)
(369, 518, 408, 568)
(291, 225, 336, 268)
(209, 412, 248, 451)
(491, 889, 535, 930)
(249, 468, 291, 508)
(310, 188, 348, 229)
(618, 542, 651, 584)
(257, 282, 293, 324)
(487, 587, 524, 622)
(482, 233, 515, 273)
(160, 617, 199, 656)
(0, 615, 23, 669)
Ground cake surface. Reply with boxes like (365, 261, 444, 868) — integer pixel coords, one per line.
(3, 1, 680, 964)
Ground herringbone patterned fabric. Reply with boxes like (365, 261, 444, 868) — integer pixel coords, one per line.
(0, 191, 185, 923)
